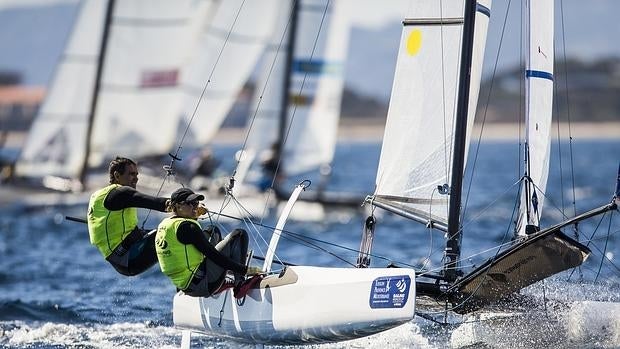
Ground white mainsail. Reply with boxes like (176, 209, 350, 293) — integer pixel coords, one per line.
(373, 0, 491, 229)
(89, 0, 215, 167)
(517, 0, 554, 235)
(15, 0, 107, 179)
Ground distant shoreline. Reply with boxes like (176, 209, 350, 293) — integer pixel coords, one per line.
(2, 122, 618, 149)
(213, 121, 620, 144)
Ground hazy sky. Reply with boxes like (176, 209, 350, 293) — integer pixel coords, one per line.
(348, 0, 620, 64)
(343, 0, 620, 99)
(1, 0, 619, 102)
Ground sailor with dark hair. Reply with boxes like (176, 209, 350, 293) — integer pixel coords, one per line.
(155, 187, 260, 298)
(87, 156, 169, 276)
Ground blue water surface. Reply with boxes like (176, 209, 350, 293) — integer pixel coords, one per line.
(0, 139, 619, 348)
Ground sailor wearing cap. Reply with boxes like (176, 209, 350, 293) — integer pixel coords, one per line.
(155, 187, 251, 297)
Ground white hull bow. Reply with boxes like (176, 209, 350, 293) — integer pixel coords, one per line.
(173, 266, 416, 345)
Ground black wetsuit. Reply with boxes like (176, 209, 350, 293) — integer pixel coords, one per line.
(176, 222, 248, 293)
(104, 186, 168, 276)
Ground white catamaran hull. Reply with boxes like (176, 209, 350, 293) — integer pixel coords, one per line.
(173, 266, 416, 345)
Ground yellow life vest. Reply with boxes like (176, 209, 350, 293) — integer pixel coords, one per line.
(156, 217, 204, 290)
(87, 184, 138, 258)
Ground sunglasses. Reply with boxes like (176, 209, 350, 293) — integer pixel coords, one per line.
(182, 201, 200, 207)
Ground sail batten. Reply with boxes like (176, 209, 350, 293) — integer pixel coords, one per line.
(370, 197, 448, 232)
(403, 18, 464, 26)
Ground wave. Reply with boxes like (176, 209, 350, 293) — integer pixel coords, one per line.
(0, 300, 83, 323)
(0, 321, 185, 349)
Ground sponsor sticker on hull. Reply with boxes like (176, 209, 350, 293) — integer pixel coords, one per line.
(369, 275, 411, 309)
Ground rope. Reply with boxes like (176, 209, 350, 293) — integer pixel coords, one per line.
(559, 0, 579, 227)
(139, 1, 248, 224)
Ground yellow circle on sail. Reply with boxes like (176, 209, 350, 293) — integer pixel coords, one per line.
(406, 29, 422, 56)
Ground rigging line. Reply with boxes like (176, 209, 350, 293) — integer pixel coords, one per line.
(267, 223, 429, 270)
(567, 210, 620, 280)
(141, 174, 185, 228)
(553, 73, 566, 219)
(155, 0, 247, 199)
(234, 2, 293, 172)
(461, 179, 522, 235)
(595, 212, 616, 281)
(241, 218, 270, 264)
(584, 228, 620, 243)
(525, 179, 574, 223)
(278, 231, 378, 267)
(200, 204, 385, 267)
(420, 186, 522, 278)
(230, 199, 274, 263)
(278, 231, 357, 267)
(559, 0, 578, 222)
(418, 239, 519, 278)
(420, 179, 521, 271)
(205, 200, 512, 273)
(225, 1, 295, 224)
(555, 0, 570, 238)
(229, 195, 284, 266)
(382, 180, 521, 271)
(422, 187, 439, 271)
(438, 0, 450, 193)
(462, 0, 513, 221)
(518, 0, 524, 176)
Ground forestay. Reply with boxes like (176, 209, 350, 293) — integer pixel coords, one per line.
(373, 0, 491, 230)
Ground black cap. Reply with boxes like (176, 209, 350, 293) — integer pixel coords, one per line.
(170, 187, 205, 204)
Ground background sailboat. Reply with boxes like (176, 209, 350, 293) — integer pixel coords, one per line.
(13, 0, 279, 195)
(228, 0, 367, 217)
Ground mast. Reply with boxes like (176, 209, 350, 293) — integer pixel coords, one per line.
(276, 0, 300, 175)
(444, 0, 478, 282)
(78, 0, 115, 189)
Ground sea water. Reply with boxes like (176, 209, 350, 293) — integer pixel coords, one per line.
(1, 139, 619, 348)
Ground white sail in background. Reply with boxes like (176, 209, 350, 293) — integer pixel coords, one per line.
(89, 0, 214, 167)
(16, 0, 217, 178)
(241, 1, 293, 169)
(374, 0, 491, 228)
(15, 0, 106, 179)
(284, 0, 351, 175)
(0, 0, 77, 9)
(179, 0, 280, 148)
(240, 0, 351, 186)
(517, 0, 554, 235)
